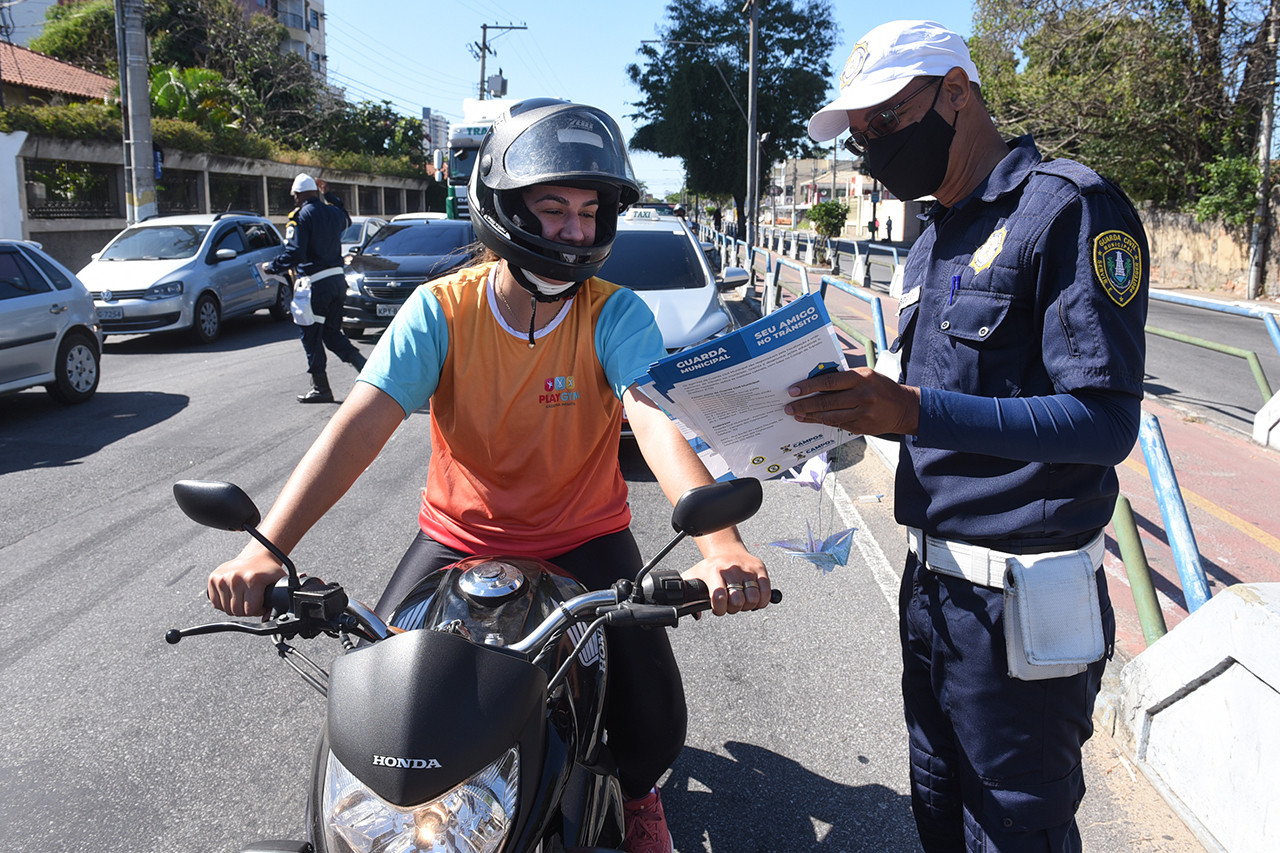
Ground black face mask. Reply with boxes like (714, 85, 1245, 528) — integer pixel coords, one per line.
(865, 105, 957, 201)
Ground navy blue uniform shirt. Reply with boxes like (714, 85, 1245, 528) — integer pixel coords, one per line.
(894, 135, 1149, 543)
(269, 196, 347, 278)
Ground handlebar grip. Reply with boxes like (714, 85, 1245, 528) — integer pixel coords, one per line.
(639, 571, 781, 607)
(265, 577, 292, 615)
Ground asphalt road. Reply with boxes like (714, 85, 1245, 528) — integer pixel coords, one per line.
(0, 308, 1202, 852)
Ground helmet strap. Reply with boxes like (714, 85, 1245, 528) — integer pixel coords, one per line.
(511, 265, 583, 304)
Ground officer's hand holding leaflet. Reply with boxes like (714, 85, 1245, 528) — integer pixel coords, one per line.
(784, 367, 921, 436)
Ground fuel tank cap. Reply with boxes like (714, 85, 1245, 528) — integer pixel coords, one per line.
(458, 560, 527, 602)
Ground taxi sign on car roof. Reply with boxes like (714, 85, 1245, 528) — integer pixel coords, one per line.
(625, 207, 676, 221)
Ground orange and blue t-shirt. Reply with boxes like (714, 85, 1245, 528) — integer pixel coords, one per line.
(359, 262, 666, 559)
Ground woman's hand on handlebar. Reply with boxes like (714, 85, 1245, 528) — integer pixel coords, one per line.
(208, 550, 286, 617)
(682, 543, 771, 616)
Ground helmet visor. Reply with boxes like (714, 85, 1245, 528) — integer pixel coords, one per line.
(503, 112, 636, 187)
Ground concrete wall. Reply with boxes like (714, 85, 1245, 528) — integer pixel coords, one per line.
(1144, 206, 1279, 297)
(2, 133, 437, 273)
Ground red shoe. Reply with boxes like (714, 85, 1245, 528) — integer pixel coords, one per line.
(623, 788, 673, 853)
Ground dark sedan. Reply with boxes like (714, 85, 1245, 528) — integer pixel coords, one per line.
(342, 219, 476, 334)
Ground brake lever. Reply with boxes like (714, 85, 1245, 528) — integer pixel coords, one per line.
(165, 613, 304, 644)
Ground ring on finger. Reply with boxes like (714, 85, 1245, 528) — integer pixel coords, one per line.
(743, 579, 760, 590)
(727, 583, 745, 592)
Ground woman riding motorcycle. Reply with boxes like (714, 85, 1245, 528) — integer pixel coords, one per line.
(205, 98, 771, 853)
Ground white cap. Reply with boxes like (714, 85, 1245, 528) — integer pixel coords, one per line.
(291, 173, 318, 194)
(807, 20, 981, 142)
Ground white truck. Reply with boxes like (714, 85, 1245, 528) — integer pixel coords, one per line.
(447, 98, 520, 218)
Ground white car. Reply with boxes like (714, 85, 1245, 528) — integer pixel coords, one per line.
(598, 208, 749, 437)
(0, 239, 102, 403)
(599, 207, 746, 353)
(78, 213, 289, 343)
(341, 215, 387, 256)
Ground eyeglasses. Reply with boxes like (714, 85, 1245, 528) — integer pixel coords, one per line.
(842, 80, 941, 155)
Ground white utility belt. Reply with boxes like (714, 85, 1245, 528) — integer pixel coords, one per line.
(300, 266, 343, 285)
(906, 527, 1105, 590)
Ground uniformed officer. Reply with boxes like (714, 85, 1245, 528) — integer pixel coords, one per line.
(271, 173, 365, 403)
(786, 20, 1149, 853)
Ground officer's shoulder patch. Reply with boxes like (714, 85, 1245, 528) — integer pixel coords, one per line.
(1092, 230, 1142, 307)
(969, 227, 1007, 274)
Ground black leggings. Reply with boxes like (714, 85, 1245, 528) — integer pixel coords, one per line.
(375, 529, 687, 799)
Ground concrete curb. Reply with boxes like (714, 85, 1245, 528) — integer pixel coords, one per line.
(1109, 583, 1280, 853)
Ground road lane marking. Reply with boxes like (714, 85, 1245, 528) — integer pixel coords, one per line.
(1120, 457, 1280, 554)
(828, 474, 900, 611)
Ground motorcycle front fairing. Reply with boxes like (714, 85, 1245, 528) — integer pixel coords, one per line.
(304, 556, 620, 851)
(327, 629, 546, 807)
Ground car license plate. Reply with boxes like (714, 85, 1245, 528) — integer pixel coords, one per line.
(98, 306, 123, 320)
(376, 303, 399, 318)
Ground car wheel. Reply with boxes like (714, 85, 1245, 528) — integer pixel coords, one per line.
(269, 281, 292, 321)
(46, 331, 100, 404)
(192, 293, 222, 343)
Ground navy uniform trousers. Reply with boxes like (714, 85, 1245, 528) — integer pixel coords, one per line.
(298, 271, 360, 377)
(900, 550, 1114, 852)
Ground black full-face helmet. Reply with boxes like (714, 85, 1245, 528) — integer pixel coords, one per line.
(469, 99, 641, 288)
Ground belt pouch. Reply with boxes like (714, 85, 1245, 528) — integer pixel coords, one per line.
(291, 275, 318, 325)
(1002, 549, 1104, 681)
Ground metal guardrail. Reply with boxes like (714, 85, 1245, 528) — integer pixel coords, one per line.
(1149, 290, 1280, 361)
(1111, 495, 1169, 644)
(1145, 326, 1273, 404)
(1137, 411, 1212, 614)
(819, 274, 889, 353)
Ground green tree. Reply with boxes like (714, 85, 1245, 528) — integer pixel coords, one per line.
(627, 0, 837, 225)
(309, 101, 427, 165)
(971, 0, 1272, 212)
(149, 66, 244, 130)
(29, 1, 117, 75)
(27, 0, 322, 142)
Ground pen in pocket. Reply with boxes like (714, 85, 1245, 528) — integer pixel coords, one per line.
(949, 274, 960, 305)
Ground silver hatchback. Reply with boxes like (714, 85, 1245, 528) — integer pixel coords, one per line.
(77, 213, 289, 343)
(0, 239, 102, 403)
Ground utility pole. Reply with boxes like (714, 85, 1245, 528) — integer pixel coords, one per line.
(831, 138, 838, 200)
(472, 23, 526, 100)
(114, 0, 155, 223)
(744, 0, 759, 251)
(1247, 0, 1278, 300)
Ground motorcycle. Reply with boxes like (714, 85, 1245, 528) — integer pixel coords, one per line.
(166, 476, 776, 853)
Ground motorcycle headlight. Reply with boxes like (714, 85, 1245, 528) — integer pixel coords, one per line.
(322, 747, 519, 853)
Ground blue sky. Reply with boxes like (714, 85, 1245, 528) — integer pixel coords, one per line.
(323, 1, 975, 196)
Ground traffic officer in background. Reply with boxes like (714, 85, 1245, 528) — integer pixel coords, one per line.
(270, 173, 365, 403)
(785, 20, 1149, 852)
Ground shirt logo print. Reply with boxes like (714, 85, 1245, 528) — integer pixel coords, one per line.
(540, 376, 578, 406)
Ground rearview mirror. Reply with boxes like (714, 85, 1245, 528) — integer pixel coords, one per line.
(214, 248, 238, 262)
(718, 267, 749, 289)
(173, 480, 261, 531)
(671, 478, 762, 537)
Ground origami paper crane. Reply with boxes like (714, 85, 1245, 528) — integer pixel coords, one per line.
(769, 520, 856, 573)
(779, 453, 830, 491)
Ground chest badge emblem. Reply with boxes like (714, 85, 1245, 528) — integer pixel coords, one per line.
(969, 227, 1006, 274)
(1092, 230, 1142, 307)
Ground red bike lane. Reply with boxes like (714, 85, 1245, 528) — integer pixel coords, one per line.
(749, 258, 1280, 663)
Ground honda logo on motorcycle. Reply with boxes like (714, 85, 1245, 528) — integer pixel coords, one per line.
(371, 754, 442, 769)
